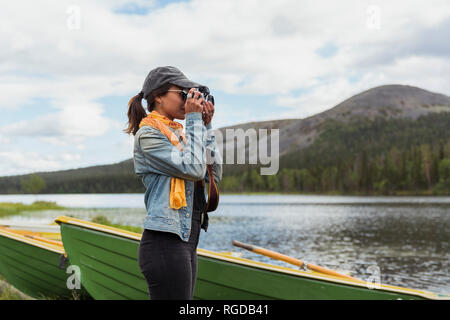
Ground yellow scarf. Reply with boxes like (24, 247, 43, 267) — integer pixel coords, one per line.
(139, 111, 188, 209)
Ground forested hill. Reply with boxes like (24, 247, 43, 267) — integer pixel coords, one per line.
(1, 84, 450, 195)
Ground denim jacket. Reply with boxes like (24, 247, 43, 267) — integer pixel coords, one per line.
(133, 112, 222, 242)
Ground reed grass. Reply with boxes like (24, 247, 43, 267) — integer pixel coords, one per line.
(0, 201, 65, 218)
(0, 275, 33, 300)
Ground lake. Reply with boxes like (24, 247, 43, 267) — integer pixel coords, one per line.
(0, 193, 449, 295)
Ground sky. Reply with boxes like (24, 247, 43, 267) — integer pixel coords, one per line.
(0, 0, 449, 176)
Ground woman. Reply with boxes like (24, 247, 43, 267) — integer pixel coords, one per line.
(124, 66, 222, 300)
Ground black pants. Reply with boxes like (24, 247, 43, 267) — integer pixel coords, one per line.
(138, 210, 202, 300)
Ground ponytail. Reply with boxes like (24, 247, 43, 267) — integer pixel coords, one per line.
(124, 83, 172, 135)
(124, 92, 147, 136)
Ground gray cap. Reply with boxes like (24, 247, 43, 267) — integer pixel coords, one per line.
(141, 66, 201, 100)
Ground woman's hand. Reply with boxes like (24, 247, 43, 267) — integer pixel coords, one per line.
(185, 88, 204, 114)
(202, 100, 214, 126)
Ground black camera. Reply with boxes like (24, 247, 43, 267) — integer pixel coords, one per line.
(188, 86, 215, 106)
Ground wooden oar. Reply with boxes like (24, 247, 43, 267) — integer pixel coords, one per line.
(232, 240, 359, 281)
(23, 234, 63, 247)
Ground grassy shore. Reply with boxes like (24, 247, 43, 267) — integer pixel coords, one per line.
(0, 201, 66, 218)
(0, 275, 32, 300)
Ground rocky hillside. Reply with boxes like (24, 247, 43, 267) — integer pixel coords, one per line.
(217, 84, 450, 158)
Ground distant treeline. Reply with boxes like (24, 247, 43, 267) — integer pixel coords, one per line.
(0, 161, 146, 194)
(221, 146, 450, 195)
(1, 113, 450, 195)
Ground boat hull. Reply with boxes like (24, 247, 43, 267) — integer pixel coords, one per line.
(55, 216, 444, 300)
(58, 223, 147, 299)
(0, 228, 91, 299)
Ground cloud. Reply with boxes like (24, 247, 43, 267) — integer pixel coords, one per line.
(0, 150, 82, 176)
(0, 98, 121, 145)
(274, 55, 450, 120)
(274, 76, 383, 119)
(0, 5, 424, 76)
(2, 0, 449, 101)
(351, 17, 450, 70)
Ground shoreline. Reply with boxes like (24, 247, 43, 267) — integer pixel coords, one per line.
(0, 201, 66, 218)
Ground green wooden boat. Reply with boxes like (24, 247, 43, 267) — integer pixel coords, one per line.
(54, 216, 449, 300)
(0, 225, 91, 299)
